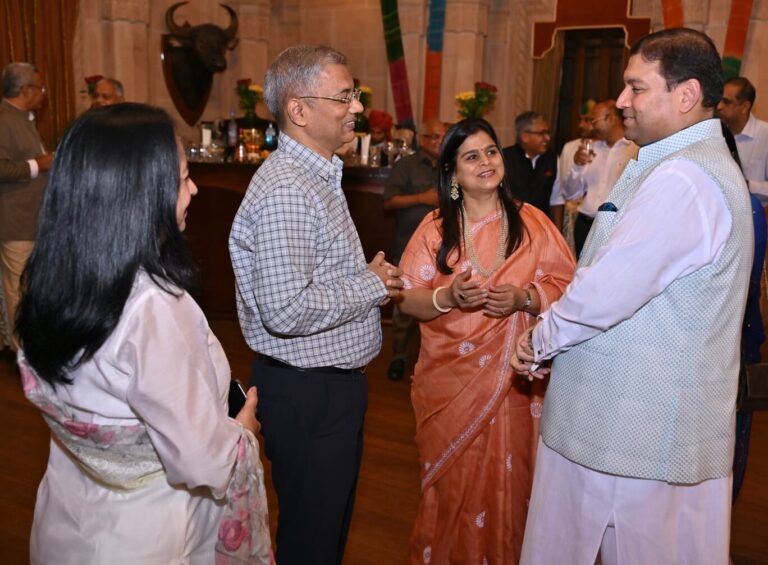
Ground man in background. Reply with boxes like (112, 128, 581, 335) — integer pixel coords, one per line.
(503, 111, 562, 228)
(555, 100, 595, 252)
(561, 99, 637, 257)
(717, 76, 768, 204)
(0, 62, 51, 350)
(368, 108, 393, 166)
(91, 77, 124, 108)
(382, 117, 446, 380)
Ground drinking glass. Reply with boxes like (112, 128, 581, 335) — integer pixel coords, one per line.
(369, 146, 381, 167)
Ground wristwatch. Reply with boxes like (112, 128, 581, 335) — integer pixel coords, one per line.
(521, 288, 532, 311)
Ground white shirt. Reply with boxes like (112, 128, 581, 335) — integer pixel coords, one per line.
(533, 158, 731, 359)
(561, 138, 638, 217)
(734, 113, 768, 204)
(551, 139, 581, 207)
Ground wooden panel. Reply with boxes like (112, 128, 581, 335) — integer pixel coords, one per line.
(187, 162, 395, 320)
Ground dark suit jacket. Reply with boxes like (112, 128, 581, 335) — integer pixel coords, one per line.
(502, 144, 557, 218)
(0, 99, 47, 240)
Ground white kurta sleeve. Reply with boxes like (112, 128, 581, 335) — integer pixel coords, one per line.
(120, 285, 242, 497)
(533, 159, 732, 359)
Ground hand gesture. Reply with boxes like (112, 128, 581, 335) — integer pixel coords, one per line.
(36, 152, 53, 172)
(511, 327, 550, 380)
(419, 188, 439, 207)
(368, 251, 403, 303)
(449, 268, 486, 310)
(235, 386, 261, 435)
(484, 284, 523, 318)
(573, 145, 594, 166)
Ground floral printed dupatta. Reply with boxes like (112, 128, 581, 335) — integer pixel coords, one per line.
(20, 359, 274, 564)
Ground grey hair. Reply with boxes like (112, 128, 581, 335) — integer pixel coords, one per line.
(418, 117, 445, 135)
(264, 45, 347, 127)
(514, 111, 546, 139)
(98, 77, 125, 98)
(1, 62, 38, 98)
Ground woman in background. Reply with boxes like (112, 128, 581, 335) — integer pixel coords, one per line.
(17, 103, 272, 564)
(397, 118, 575, 562)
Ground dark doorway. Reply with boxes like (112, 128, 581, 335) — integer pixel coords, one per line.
(554, 27, 627, 152)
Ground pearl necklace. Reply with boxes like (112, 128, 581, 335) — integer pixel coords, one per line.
(461, 205, 508, 278)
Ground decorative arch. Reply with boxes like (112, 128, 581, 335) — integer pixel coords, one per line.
(531, 0, 650, 58)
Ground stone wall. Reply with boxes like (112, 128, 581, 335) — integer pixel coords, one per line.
(74, 0, 270, 140)
(73, 0, 768, 146)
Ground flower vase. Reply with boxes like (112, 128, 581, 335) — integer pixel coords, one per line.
(243, 109, 258, 128)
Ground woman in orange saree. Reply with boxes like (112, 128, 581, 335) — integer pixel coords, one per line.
(398, 118, 575, 564)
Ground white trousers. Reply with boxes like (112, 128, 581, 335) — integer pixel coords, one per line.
(520, 439, 732, 565)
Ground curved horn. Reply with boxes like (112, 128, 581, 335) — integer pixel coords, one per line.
(220, 4, 238, 42)
(166, 2, 193, 38)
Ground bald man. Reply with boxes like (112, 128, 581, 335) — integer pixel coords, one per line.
(560, 99, 638, 257)
(90, 78, 124, 108)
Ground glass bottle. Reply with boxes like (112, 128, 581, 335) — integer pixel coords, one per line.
(263, 122, 277, 150)
(227, 110, 238, 148)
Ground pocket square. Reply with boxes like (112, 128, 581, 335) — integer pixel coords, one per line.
(598, 202, 618, 212)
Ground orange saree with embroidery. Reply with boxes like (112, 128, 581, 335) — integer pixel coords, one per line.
(400, 204, 575, 564)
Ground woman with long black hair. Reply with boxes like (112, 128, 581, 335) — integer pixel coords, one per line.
(397, 118, 575, 562)
(17, 103, 271, 564)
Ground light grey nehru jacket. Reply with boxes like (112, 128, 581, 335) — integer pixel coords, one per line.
(542, 119, 753, 484)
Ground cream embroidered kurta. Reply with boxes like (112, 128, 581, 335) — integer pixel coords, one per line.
(29, 273, 248, 564)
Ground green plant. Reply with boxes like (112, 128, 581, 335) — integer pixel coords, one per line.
(236, 79, 263, 114)
(455, 82, 498, 119)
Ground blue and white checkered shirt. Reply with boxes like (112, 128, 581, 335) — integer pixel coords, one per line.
(229, 132, 386, 369)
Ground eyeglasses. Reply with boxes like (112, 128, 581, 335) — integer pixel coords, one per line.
(26, 84, 47, 94)
(298, 88, 361, 106)
(587, 115, 610, 125)
(419, 133, 442, 141)
(524, 129, 550, 136)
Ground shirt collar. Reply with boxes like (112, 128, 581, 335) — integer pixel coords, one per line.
(276, 131, 344, 182)
(636, 119, 722, 166)
(516, 144, 541, 165)
(602, 137, 633, 150)
(1, 98, 34, 121)
(738, 113, 759, 140)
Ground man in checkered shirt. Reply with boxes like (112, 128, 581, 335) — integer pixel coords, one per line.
(229, 45, 402, 565)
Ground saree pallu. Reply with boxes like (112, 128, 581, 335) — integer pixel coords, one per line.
(400, 205, 575, 563)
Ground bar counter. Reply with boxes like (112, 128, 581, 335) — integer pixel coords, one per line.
(186, 161, 395, 319)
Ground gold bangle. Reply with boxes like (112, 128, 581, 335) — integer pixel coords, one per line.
(432, 286, 453, 313)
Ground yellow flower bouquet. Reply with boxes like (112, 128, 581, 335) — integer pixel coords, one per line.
(455, 82, 497, 119)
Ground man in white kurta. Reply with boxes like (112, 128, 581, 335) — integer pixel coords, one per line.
(717, 76, 768, 204)
(514, 28, 753, 565)
(559, 100, 638, 258)
(555, 103, 594, 253)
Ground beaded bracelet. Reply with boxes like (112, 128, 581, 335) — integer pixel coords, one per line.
(432, 286, 453, 313)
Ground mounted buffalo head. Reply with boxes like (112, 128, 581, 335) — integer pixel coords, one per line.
(161, 2, 239, 125)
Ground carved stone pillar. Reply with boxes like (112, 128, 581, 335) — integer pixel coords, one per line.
(440, 0, 489, 122)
